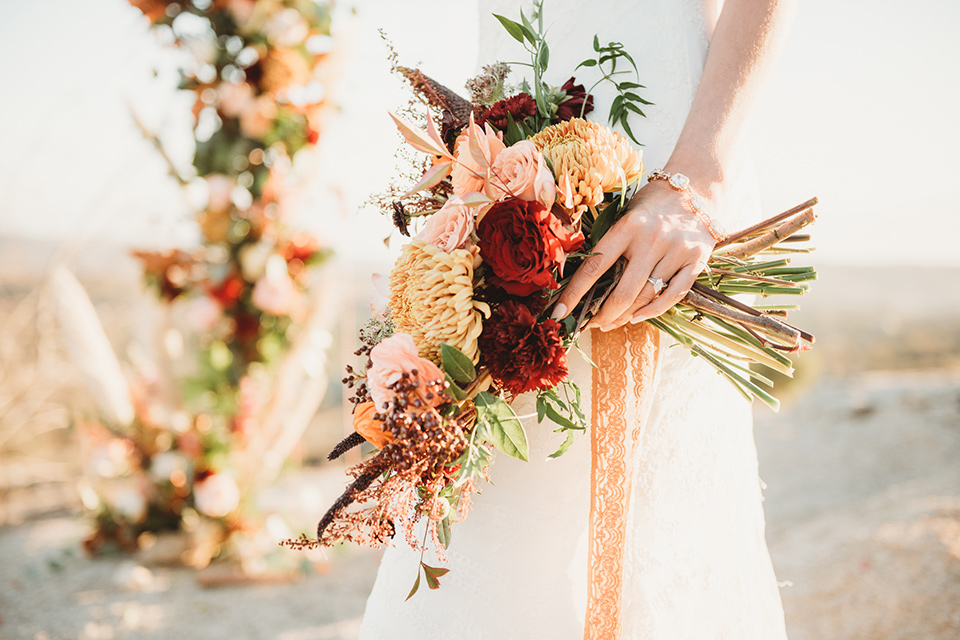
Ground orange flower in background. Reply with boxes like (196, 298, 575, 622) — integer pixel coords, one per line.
(261, 47, 313, 94)
(530, 118, 643, 219)
(353, 402, 392, 449)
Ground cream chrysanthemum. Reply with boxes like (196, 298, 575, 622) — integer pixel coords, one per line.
(389, 240, 490, 364)
(530, 118, 643, 218)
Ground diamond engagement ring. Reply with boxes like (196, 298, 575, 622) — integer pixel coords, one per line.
(647, 277, 666, 295)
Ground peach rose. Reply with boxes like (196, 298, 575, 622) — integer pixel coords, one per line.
(415, 196, 475, 252)
(367, 333, 445, 412)
(451, 119, 506, 196)
(353, 402, 392, 449)
(489, 140, 557, 210)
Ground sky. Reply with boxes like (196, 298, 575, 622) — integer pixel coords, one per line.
(0, 0, 958, 268)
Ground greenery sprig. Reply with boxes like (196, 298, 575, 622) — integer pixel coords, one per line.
(577, 36, 653, 145)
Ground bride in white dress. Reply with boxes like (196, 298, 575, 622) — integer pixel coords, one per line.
(359, 0, 796, 637)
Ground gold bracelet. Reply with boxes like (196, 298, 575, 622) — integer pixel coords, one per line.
(647, 169, 726, 242)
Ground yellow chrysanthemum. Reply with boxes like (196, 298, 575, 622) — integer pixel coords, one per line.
(389, 240, 490, 364)
(530, 118, 644, 218)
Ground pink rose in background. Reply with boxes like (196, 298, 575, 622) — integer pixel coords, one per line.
(367, 333, 444, 412)
(185, 295, 223, 332)
(239, 95, 278, 139)
(252, 257, 297, 316)
(490, 140, 557, 210)
(451, 119, 506, 196)
(415, 196, 475, 252)
(205, 175, 234, 215)
(193, 472, 241, 519)
(218, 81, 255, 118)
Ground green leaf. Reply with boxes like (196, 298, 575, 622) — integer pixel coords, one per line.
(536, 394, 547, 422)
(475, 391, 529, 461)
(437, 516, 452, 549)
(548, 432, 576, 459)
(593, 34, 600, 52)
(621, 115, 640, 145)
(618, 81, 644, 90)
(538, 42, 550, 70)
(544, 403, 578, 431)
(405, 570, 422, 601)
(440, 343, 477, 384)
(504, 112, 525, 146)
(422, 562, 450, 590)
(590, 203, 619, 244)
(576, 58, 598, 68)
(444, 373, 467, 401)
(493, 14, 525, 43)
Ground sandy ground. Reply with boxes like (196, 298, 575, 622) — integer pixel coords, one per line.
(2, 368, 959, 640)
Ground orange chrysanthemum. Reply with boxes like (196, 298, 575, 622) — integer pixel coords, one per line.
(530, 118, 643, 219)
(389, 240, 490, 363)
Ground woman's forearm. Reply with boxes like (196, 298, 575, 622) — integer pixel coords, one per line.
(665, 0, 798, 195)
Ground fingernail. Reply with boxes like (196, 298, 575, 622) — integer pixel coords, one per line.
(629, 315, 647, 324)
(550, 303, 568, 320)
(585, 322, 600, 330)
(600, 323, 619, 332)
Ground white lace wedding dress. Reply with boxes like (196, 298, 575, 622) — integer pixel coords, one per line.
(358, 1, 788, 638)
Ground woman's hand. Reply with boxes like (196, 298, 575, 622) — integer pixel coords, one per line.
(550, 180, 717, 331)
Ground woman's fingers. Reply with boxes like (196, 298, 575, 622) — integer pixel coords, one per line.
(550, 235, 626, 320)
(631, 262, 701, 322)
(591, 253, 659, 329)
(600, 261, 676, 330)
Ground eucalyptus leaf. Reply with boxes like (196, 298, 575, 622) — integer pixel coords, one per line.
(475, 391, 529, 461)
(437, 516, 452, 549)
(444, 373, 467, 401)
(440, 343, 477, 384)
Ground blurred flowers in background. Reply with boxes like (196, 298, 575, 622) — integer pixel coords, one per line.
(71, 0, 340, 571)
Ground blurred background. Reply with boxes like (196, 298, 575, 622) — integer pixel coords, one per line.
(1, 0, 958, 638)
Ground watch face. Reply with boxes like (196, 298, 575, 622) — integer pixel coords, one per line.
(668, 173, 690, 190)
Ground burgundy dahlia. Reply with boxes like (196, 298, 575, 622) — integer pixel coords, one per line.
(479, 300, 568, 396)
(554, 77, 594, 122)
(478, 93, 537, 131)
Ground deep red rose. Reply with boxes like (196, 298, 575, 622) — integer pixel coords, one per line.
(477, 198, 584, 297)
(554, 77, 594, 122)
(479, 300, 568, 395)
(478, 92, 537, 131)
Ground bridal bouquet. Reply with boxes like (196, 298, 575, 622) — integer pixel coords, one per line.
(285, 3, 817, 595)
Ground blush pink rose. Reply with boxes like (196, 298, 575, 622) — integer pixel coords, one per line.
(489, 140, 557, 210)
(251, 263, 297, 316)
(415, 196, 475, 252)
(193, 472, 241, 519)
(367, 333, 444, 412)
(451, 119, 506, 196)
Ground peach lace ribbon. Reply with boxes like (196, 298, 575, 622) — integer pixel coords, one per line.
(585, 322, 660, 640)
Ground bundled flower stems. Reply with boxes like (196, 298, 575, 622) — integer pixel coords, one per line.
(284, 5, 817, 597)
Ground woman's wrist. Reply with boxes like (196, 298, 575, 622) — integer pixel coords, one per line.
(646, 168, 727, 242)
